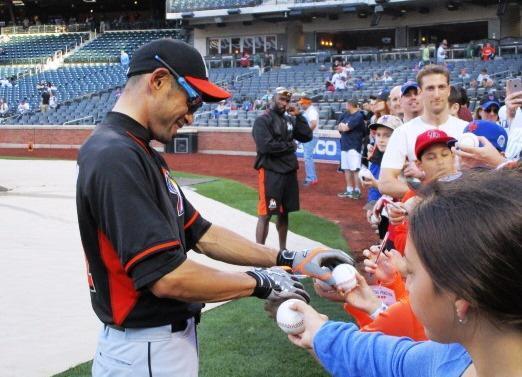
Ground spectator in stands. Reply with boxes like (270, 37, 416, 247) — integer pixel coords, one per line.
(40, 89, 51, 113)
(388, 85, 402, 117)
(354, 76, 365, 90)
(239, 52, 250, 68)
(379, 65, 467, 199)
(299, 95, 320, 187)
(458, 68, 470, 80)
(120, 50, 130, 68)
(332, 66, 348, 91)
(213, 100, 230, 118)
(337, 100, 366, 200)
(481, 42, 495, 61)
(49, 94, 57, 110)
(480, 99, 500, 124)
(436, 39, 448, 64)
(345, 62, 355, 74)
(0, 77, 12, 88)
(477, 68, 490, 84)
(400, 81, 422, 123)
(0, 98, 8, 116)
(381, 71, 393, 83)
(17, 98, 30, 114)
(420, 44, 430, 66)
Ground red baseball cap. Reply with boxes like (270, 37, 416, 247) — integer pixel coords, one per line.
(415, 129, 456, 159)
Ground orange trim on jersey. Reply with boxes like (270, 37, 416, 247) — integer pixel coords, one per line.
(124, 240, 180, 273)
(126, 131, 150, 155)
(257, 168, 267, 216)
(184, 211, 200, 230)
(98, 231, 139, 326)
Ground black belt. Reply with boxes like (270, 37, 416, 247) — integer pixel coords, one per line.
(106, 318, 189, 333)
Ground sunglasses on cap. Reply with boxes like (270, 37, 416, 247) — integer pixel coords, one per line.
(154, 55, 203, 114)
(484, 106, 499, 114)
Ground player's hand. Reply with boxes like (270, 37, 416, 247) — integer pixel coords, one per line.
(277, 247, 354, 285)
(287, 300, 328, 350)
(313, 279, 345, 302)
(247, 267, 310, 317)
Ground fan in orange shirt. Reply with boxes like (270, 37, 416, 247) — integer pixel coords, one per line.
(315, 129, 460, 341)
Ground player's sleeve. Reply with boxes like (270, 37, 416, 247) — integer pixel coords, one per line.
(178, 188, 212, 251)
(381, 127, 407, 169)
(89, 148, 187, 290)
(313, 321, 472, 377)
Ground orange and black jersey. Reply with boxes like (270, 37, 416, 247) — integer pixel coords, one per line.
(76, 112, 211, 328)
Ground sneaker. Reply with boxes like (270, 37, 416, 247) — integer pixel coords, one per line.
(337, 190, 353, 198)
(351, 190, 361, 200)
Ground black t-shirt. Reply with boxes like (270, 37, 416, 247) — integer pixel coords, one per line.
(41, 90, 50, 105)
(76, 112, 211, 327)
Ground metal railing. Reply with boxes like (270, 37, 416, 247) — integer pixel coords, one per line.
(1, 23, 91, 35)
(63, 115, 95, 126)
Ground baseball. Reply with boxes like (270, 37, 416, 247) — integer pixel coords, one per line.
(458, 133, 479, 149)
(332, 264, 357, 292)
(359, 167, 374, 183)
(276, 299, 305, 335)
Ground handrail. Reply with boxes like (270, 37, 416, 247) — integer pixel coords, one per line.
(63, 115, 95, 125)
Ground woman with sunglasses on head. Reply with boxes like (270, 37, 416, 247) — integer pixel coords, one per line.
(285, 169, 522, 377)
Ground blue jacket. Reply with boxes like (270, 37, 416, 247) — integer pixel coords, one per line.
(313, 322, 472, 377)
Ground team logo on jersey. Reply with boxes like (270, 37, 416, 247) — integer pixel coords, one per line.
(164, 170, 184, 216)
(268, 198, 277, 210)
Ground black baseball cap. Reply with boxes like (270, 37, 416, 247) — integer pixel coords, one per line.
(127, 38, 231, 102)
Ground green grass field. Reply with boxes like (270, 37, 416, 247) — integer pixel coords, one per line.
(54, 173, 351, 377)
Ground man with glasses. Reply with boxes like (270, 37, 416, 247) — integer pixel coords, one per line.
(76, 39, 352, 377)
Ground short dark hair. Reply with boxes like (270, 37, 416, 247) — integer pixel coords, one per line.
(409, 170, 522, 330)
(416, 64, 450, 88)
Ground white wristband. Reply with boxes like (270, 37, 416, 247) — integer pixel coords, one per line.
(369, 302, 389, 320)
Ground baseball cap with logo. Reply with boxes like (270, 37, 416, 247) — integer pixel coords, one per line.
(369, 114, 403, 131)
(464, 120, 508, 152)
(401, 81, 419, 96)
(127, 39, 230, 102)
(415, 129, 456, 159)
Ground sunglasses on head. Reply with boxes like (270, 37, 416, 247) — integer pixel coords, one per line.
(154, 55, 203, 114)
(484, 106, 499, 114)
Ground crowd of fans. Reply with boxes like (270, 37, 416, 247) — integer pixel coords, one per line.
(267, 62, 521, 377)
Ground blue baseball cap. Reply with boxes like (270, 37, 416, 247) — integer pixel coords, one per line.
(464, 120, 508, 152)
(401, 81, 419, 96)
(480, 99, 500, 111)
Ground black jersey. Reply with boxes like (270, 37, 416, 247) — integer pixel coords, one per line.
(76, 112, 211, 328)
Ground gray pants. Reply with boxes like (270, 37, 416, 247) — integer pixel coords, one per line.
(92, 318, 198, 377)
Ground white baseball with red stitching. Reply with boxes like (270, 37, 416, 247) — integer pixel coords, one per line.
(276, 299, 305, 335)
(333, 264, 357, 292)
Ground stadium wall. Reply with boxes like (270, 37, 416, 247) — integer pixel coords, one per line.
(0, 126, 258, 157)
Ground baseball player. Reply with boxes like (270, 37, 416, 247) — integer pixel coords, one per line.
(252, 87, 313, 251)
(76, 39, 352, 377)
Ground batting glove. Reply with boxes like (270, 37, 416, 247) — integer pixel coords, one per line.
(277, 247, 354, 286)
(246, 267, 310, 303)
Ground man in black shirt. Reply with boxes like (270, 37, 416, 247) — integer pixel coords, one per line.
(77, 39, 352, 376)
(252, 87, 313, 251)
